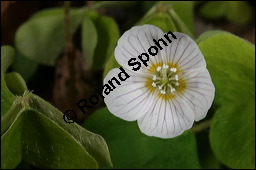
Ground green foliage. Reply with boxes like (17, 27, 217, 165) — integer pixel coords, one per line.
(199, 1, 252, 25)
(198, 31, 255, 169)
(196, 130, 221, 169)
(140, 12, 177, 33)
(1, 46, 112, 169)
(82, 15, 98, 70)
(103, 53, 120, 78)
(5, 72, 28, 96)
(82, 10, 120, 70)
(12, 52, 38, 81)
(199, 1, 227, 19)
(1, 46, 15, 118)
(83, 107, 201, 169)
(226, 1, 252, 25)
(15, 8, 84, 66)
(1, 46, 15, 73)
(210, 102, 255, 169)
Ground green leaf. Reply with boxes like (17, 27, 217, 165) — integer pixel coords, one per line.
(142, 11, 177, 33)
(12, 51, 38, 81)
(198, 31, 254, 104)
(1, 46, 15, 118)
(5, 72, 28, 96)
(31, 8, 67, 19)
(1, 93, 112, 169)
(210, 101, 255, 169)
(198, 31, 255, 168)
(21, 108, 98, 169)
(29, 94, 112, 168)
(196, 130, 221, 169)
(199, 1, 252, 25)
(15, 8, 84, 66)
(1, 45, 15, 73)
(168, 8, 194, 39)
(1, 109, 23, 169)
(196, 30, 225, 44)
(199, 1, 227, 19)
(83, 107, 201, 169)
(86, 11, 120, 70)
(81, 14, 98, 69)
(160, 1, 194, 35)
(226, 1, 252, 25)
(103, 53, 120, 78)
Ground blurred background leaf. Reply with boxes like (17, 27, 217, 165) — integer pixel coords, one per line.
(15, 8, 84, 66)
(81, 13, 98, 70)
(12, 51, 38, 81)
(83, 107, 201, 169)
(5, 72, 28, 96)
(82, 10, 120, 70)
(199, 1, 252, 25)
(1, 45, 15, 73)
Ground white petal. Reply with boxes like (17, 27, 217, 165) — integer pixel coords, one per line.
(103, 68, 155, 121)
(138, 96, 195, 138)
(114, 25, 164, 74)
(180, 68, 215, 121)
(161, 32, 205, 70)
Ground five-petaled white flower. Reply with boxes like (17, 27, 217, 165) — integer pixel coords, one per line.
(103, 25, 215, 138)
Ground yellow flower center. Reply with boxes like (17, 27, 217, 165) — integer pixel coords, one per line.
(146, 62, 186, 100)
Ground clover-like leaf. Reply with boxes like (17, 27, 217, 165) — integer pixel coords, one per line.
(1, 46, 15, 118)
(15, 8, 84, 66)
(1, 91, 112, 169)
(12, 51, 38, 81)
(199, 1, 252, 25)
(83, 11, 120, 70)
(198, 31, 255, 169)
(83, 107, 201, 169)
(1, 45, 112, 169)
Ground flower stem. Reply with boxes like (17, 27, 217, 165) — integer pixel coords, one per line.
(192, 119, 211, 133)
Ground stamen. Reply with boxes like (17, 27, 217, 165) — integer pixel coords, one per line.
(160, 90, 166, 94)
(152, 75, 157, 80)
(175, 75, 179, 81)
(170, 88, 176, 93)
(163, 64, 169, 69)
(168, 84, 173, 89)
(170, 67, 177, 72)
(156, 66, 162, 71)
(158, 85, 162, 90)
(151, 64, 180, 95)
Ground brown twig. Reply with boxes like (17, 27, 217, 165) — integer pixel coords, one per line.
(64, 1, 75, 60)
(1, 1, 16, 17)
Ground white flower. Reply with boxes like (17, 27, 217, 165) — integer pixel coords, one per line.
(103, 25, 215, 138)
